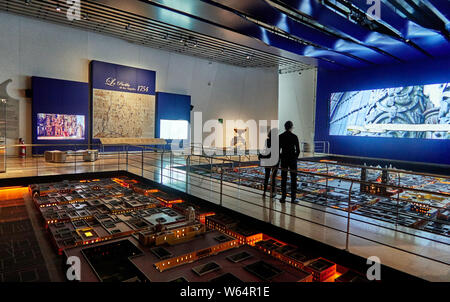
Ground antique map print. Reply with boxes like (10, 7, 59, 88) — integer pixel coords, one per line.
(93, 89, 155, 138)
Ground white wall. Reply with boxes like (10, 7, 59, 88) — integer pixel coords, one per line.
(0, 11, 278, 154)
(278, 68, 317, 151)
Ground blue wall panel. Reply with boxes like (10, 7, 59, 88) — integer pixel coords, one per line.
(155, 92, 191, 150)
(91, 60, 156, 94)
(314, 56, 450, 165)
(32, 76, 89, 154)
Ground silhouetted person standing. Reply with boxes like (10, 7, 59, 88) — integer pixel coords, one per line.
(258, 128, 278, 198)
(279, 121, 299, 203)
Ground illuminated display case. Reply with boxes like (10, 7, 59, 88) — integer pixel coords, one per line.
(0, 99, 6, 173)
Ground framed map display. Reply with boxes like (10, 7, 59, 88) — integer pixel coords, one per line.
(91, 61, 156, 138)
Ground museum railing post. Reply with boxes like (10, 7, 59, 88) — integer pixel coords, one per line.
(238, 155, 241, 187)
(326, 163, 329, 199)
(210, 156, 212, 181)
(74, 144, 77, 174)
(126, 144, 129, 172)
(346, 181, 354, 251)
(220, 159, 224, 206)
(186, 155, 190, 193)
(396, 172, 401, 227)
(170, 150, 173, 184)
(160, 149, 164, 183)
(141, 147, 144, 177)
(36, 147, 39, 176)
(117, 146, 120, 171)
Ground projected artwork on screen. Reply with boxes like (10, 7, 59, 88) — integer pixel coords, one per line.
(329, 83, 450, 139)
(37, 113, 85, 140)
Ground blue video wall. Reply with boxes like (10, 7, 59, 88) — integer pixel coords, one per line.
(329, 83, 450, 139)
(315, 56, 450, 165)
(32, 76, 89, 154)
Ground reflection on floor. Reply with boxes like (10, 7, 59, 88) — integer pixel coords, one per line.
(0, 187, 51, 282)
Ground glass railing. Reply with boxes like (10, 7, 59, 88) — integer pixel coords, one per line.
(0, 143, 448, 278)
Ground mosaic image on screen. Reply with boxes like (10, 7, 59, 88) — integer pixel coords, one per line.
(329, 83, 450, 139)
(37, 113, 85, 140)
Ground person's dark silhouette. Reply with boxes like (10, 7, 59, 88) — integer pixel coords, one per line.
(279, 121, 299, 203)
(258, 129, 279, 197)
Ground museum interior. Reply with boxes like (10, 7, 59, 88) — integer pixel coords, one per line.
(0, 0, 448, 285)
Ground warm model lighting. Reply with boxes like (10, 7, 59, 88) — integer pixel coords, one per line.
(0, 187, 28, 201)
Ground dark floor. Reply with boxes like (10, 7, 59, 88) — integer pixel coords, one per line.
(0, 198, 50, 282)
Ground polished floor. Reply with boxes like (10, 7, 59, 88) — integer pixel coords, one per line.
(1, 153, 449, 281)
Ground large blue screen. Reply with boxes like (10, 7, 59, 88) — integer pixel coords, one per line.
(329, 83, 450, 139)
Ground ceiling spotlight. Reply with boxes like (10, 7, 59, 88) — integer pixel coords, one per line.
(25, 0, 31, 5)
(56, 6, 61, 11)
(126, 24, 131, 30)
(180, 38, 184, 43)
(82, 13, 88, 20)
(193, 42, 198, 47)
(246, 55, 251, 60)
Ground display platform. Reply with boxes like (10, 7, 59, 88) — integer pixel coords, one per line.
(0, 171, 420, 282)
(305, 155, 450, 176)
(182, 157, 450, 238)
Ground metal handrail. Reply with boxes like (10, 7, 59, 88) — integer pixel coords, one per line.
(131, 146, 450, 225)
(1, 142, 448, 269)
(126, 150, 450, 248)
(127, 148, 450, 266)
